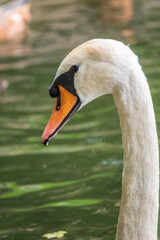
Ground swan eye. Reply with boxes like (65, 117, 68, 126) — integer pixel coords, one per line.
(70, 64, 79, 73)
(49, 85, 59, 98)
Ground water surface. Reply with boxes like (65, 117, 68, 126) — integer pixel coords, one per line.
(0, 0, 160, 239)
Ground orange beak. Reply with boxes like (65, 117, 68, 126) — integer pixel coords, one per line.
(42, 85, 81, 146)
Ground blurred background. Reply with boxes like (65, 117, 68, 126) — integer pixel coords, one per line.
(0, 0, 160, 239)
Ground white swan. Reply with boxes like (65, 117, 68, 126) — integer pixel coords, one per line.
(42, 39, 159, 240)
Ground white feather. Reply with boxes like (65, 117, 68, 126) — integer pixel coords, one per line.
(56, 39, 159, 240)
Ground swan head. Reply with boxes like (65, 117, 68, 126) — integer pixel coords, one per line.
(42, 39, 139, 145)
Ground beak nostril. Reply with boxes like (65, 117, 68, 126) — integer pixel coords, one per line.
(56, 94, 61, 111)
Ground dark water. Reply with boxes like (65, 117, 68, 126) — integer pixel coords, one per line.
(0, 0, 160, 239)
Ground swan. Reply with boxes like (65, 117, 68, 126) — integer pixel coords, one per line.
(41, 39, 159, 240)
(0, 0, 31, 42)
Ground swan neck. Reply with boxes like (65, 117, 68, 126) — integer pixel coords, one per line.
(113, 75, 159, 240)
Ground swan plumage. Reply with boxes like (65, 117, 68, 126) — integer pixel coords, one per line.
(42, 39, 159, 240)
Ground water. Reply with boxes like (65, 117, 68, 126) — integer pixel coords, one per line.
(0, 0, 160, 239)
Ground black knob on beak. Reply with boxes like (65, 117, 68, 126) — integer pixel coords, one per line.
(49, 85, 59, 98)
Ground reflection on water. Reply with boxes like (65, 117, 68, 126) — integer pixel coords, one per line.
(0, 172, 114, 198)
(0, 0, 160, 239)
(100, 0, 133, 23)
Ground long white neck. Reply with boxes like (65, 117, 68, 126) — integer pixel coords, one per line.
(59, 38, 159, 239)
(113, 68, 159, 240)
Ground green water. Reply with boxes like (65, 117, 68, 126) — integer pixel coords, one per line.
(0, 0, 160, 239)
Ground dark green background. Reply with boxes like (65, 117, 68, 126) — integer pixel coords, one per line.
(0, 0, 160, 239)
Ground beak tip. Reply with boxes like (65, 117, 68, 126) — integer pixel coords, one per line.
(42, 138, 49, 146)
